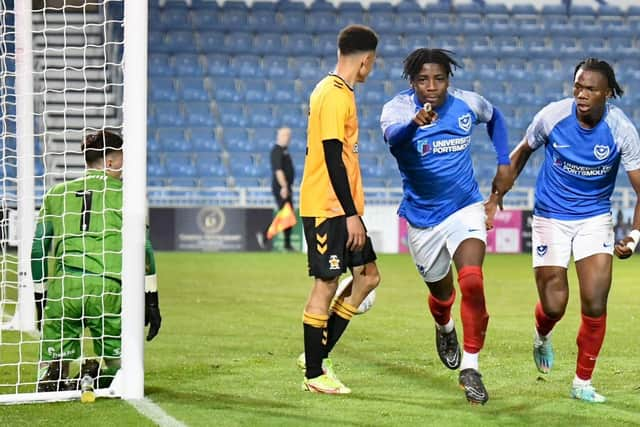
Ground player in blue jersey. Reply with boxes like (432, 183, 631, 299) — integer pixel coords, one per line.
(509, 58, 640, 403)
(380, 48, 513, 405)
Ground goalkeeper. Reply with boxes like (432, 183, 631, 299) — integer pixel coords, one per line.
(32, 130, 162, 392)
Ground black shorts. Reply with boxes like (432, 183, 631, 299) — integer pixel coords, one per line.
(302, 216, 377, 279)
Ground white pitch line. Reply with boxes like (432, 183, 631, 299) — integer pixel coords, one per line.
(128, 397, 187, 427)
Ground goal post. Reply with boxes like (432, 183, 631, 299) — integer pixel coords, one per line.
(0, 0, 148, 404)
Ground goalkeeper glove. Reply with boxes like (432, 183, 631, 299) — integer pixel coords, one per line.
(144, 274, 162, 341)
(145, 291, 161, 341)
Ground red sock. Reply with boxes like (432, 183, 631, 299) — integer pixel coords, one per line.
(458, 266, 489, 353)
(535, 301, 561, 337)
(576, 313, 607, 381)
(428, 288, 456, 326)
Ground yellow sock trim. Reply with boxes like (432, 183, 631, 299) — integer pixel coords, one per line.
(333, 299, 357, 320)
(303, 311, 329, 328)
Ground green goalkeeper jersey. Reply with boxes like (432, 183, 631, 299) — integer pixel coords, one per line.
(31, 170, 156, 283)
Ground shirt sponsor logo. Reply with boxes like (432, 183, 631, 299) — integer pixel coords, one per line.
(553, 157, 612, 177)
(594, 144, 610, 160)
(418, 136, 471, 156)
(458, 113, 472, 132)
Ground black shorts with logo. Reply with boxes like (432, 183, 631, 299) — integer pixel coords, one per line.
(302, 216, 377, 279)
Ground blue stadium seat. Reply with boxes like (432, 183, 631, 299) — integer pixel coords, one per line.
(569, 4, 594, 17)
(197, 31, 225, 54)
(166, 31, 199, 53)
(212, 77, 240, 102)
(486, 16, 512, 37)
(552, 37, 581, 58)
(173, 53, 203, 76)
(315, 33, 337, 56)
(523, 36, 551, 59)
(286, 33, 315, 56)
(429, 35, 464, 56)
(581, 37, 609, 56)
(530, 58, 557, 79)
(395, 0, 421, 13)
(294, 56, 324, 80)
(484, 3, 508, 16)
(248, 10, 278, 31)
(494, 36, 521, 59)
(358, 131, 383, 154)
(157, 127, 189, 152)
(253, 33, 284, 56)
(223, 128, 251, 151)
(247, 104, 276, 127)
(263, 56, 294, 79)
(149, 31, 172, 53)
(473, 58, 500, 79)
(604, 21, 632, 39)
(159, 9, 192, 30)
(306, 11, 338, 34)
(369, 11, 397, 35)
(288, 128, 307, 153)
(270, 79, 300, 104)
(149, 54, 174, 77)
(427, 16, 460, 37)
(195, 154, 226, 177)
(396, 13, 424, 34)
(610, 37, 636, 59)
(205, 53, 231, 77)
(309, 0, 335, 12)
(335, 12, 366, 29)
(223, 32, 253, 54)
(184, 102, 214, 126)
(147, 154, 166, 178)
(599, 4, 623, 18)
(217, 102, 247, 127)
(458, 15, 485, 36)
(149, 78, 177, 102)
(243, 80, 272, 103)
(279, 103, 306, 128)
(546, 17, 579, 37)
(276, 0, 306, 12)
(190, 10, 220, 30)
(541, 5, 567, 16)
(148, 132, 161, 152)
(251, 0, 277, 11)
(280, 11, 306, 33)
(469, 37, 497, 57)
(502, 58, 528, 80)
(404, 34, 429, 52)
(178, 77, 209, 101)
(189, 128, 220, 152)
(358, 80, 386, 104)
(249, 127, 277, 152)
(154, 102, 185, 127)
(218, 9, 249, 30)
(511, 16, 540, 37)
(230, 54, 261, 78)
(166, 154, 197, 178)
(425, 2, 450, 14)
(378, 35, 404, 57)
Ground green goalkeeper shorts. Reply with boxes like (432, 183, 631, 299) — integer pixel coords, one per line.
(41, 270, 122, 361)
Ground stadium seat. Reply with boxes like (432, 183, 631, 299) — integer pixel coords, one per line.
(552, 37, 581, 58)
(568, 4, 594, 17)
(395, 0, 421, 13)
(249, 127, 276, 152)
(276, 0, 306, 12)
(309, 0, 335, 12)
(610, 38, 636, 59)
(212, 77, 240, 103)
(427, 16, 461, 37)
(178, 77, 209, 101)
(189, 128, 220, 152)
(523, 37, 551, 59)
(502, 58, 528, 80)
(247, 104, 276, 128)
(216, 102, 247, 127)
(530, 58, 557, 79)
(279, 11, 306, 33)
(184, 102, 214, 127)
(149, 54, 174, 77)
(469, 37, 497, 58)
(223, 127, 251, 152)
(335, 11, 367, 30)
(270, 79, 300, 104)
(378, 35, 405, 57)
(253, 33, 284, 55)
(223, 32, 253, 55)
(166, 31, 199, 53)
(289, 128, 307, 153)
(604, 21, 632, 39)
(242, 80, 272, 103)
(248, 10, 278, 31)
(230, 54, 261, 78)
(359, 81, 387, 104)
(149, 31, 171, 53)
(173, 53, 203, 77)
(286, 33, 316, 56)
(459, 15, 485, 37)
(306, 11, 338, 34)
(262, 56, 294, 80)
(205, 53, 232, 77)
(149, 78, 178, 102)
(158, 127, 189, 152)
(251, 1, 277, 11)
(315, 33, 338, 56)
(218, 9, 249, 31)
(541, 5, 567, 17)
(159, 9, 192, 31)
(294, 56, 324, 80)
(154, 102, 185, 127)
(148, 132, 161, 152)
(197, 31, 226, 54)
(484, 3, 509, 17)
(511, 16, 540, 37)
(396, 13, 424, 34)
(166, 154, 197, 178)
(581, 37, 608, 56)
(190, 10, 220, 30)
(195, 154, 226, 177)
(369, 11, 397, 35)
(147, 154, 166, 178)
(279, 103, 306, 128)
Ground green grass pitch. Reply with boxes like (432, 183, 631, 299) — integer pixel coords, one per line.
(1, 252, 639, 426)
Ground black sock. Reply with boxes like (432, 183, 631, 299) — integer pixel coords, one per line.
(324, 299, 357, 357)
(303, 311, 328, 379)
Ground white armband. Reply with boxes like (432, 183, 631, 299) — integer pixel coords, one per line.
(626, 229, 640, 252)
(145, 274, 158, 293)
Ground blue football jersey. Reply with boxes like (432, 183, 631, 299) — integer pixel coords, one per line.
(526, 98, 640, 220)
(380, 88, 494, 227)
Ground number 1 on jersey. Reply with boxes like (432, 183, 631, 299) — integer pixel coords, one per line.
(75, 190, 93, 231)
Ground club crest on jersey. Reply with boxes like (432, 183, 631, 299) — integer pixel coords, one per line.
(353, 143, 359, 153)
(536, 245, 548, 257)
(417, 139, 431, 156)
(593, 145, 609, 160)
(458, 113, 472, 132)
(328, 255, 341, 270)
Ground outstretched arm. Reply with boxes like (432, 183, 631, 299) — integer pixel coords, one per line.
(615, 169, 640, 259)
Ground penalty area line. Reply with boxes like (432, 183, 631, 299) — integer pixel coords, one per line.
(128, 397, 187, 427)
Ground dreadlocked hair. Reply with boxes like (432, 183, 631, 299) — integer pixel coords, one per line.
(574, 58, 624, 98)
(402, 48, 461, 81)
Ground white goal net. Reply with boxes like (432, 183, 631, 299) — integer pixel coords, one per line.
(0, 0, 147, 404)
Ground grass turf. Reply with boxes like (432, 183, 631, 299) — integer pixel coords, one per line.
(1, 252, 639, 426)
